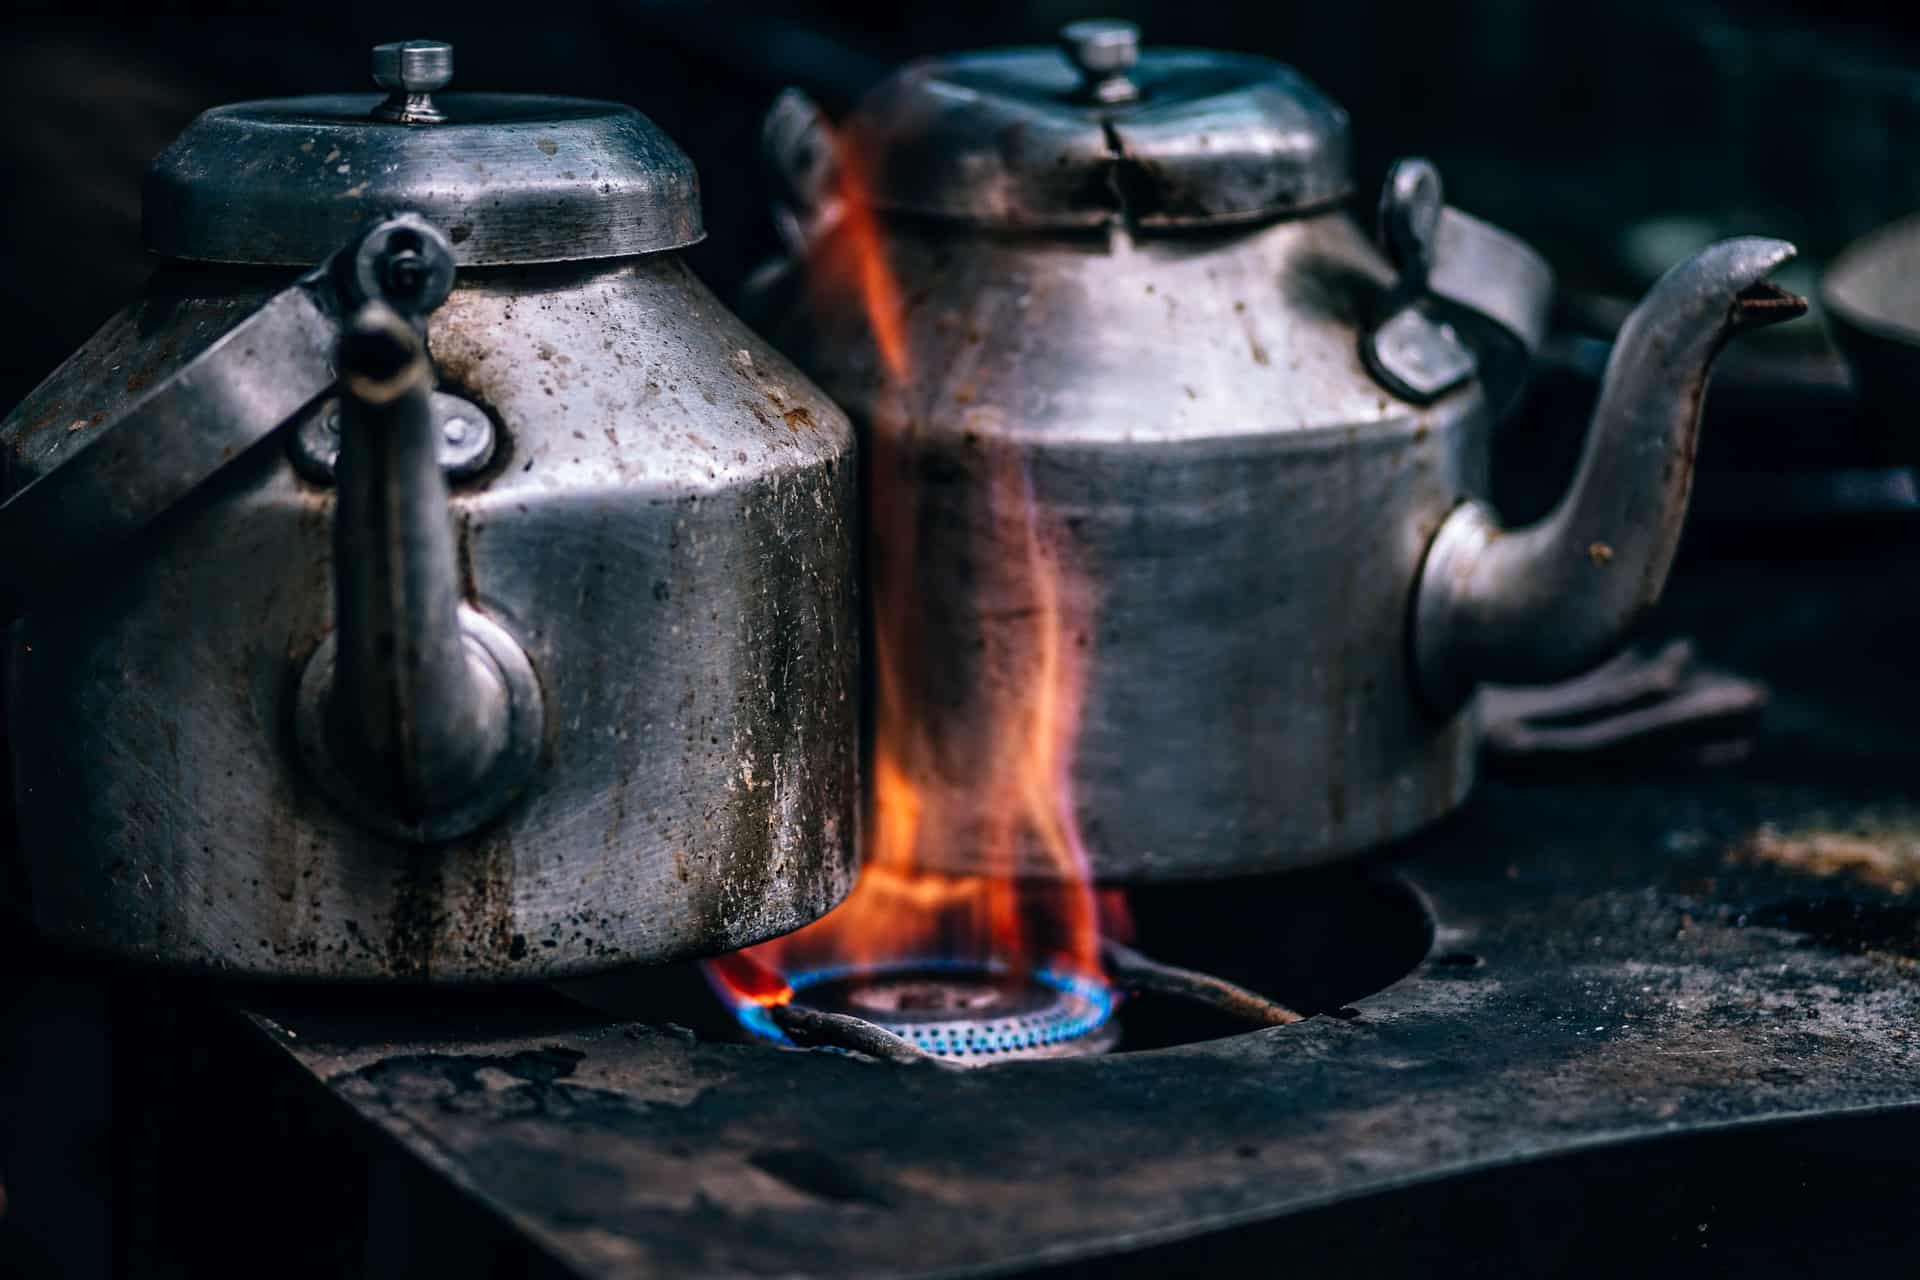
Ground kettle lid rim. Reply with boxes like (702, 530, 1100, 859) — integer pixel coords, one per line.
(144, 91, 704, 266)
(844, 40, 1352, 231)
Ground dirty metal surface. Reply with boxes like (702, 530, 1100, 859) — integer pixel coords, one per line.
(145, 89, 704, 267)
(246, 543, 1920, 1277)
(9, 253, 858, 980)
(768, 207, 1491, 883)
(842, 44, 1353, 230)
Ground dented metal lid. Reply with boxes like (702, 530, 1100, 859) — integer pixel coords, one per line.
(846, 20, 1351, 230)
(144, 40, 703, 266)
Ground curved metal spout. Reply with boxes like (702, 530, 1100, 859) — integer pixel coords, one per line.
(331, 306, 506, 814)
(298, 304, 543, 841)
(1413, 238, 1805, 712)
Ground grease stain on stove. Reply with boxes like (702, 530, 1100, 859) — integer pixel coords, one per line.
(1727, 816, 1920, 896)
(1707, 814, 1920, 971)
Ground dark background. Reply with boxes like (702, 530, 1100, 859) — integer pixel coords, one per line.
(5, 0, 1920, 409)
(6, 1, 1920, 1275)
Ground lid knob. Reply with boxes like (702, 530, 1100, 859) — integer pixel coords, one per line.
(1060, 19, 1141, 104)
(371, 40, 453, 124)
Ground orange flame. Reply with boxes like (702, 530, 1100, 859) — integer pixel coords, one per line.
(706, 951, 793, 1007)
(814, 142, 909, 386)
(709, 123, 1105, 1010)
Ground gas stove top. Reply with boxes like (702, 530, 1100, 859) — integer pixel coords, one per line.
(7, 8, 1920, 1278)
(206, 531, 1920, 1278)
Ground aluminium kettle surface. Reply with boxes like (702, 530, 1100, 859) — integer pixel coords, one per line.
(2, 223, 861, 980)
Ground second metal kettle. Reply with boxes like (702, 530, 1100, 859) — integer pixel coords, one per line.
(752, 21, 1803, 880)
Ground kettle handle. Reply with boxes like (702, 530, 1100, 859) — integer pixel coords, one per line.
(1362, 159, 1553, 426)
(0, 280, 335, 602)
(762, 88, 844, 258)
(0, 215, 454, 604)
(1426, 206, 1554, 423)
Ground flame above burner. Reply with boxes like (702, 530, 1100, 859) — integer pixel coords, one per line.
(706, 122, 1112, 1041)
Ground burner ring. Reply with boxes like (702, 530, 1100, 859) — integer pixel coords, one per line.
(750, 961, 1120, 1063)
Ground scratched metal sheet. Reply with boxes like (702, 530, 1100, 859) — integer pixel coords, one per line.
(246, 550, 1920, 1277)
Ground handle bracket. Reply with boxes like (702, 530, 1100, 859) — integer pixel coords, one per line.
(0, 213, 457, 602)
(1362, 158, 1554, 422)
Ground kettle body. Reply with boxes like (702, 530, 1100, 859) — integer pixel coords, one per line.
(771, 211, 1481, 877)
(755, 24, 1801, 881)
(1, 45, 859, 977)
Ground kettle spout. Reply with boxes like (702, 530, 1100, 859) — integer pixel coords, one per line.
(1412, 237, 1805, 712)
(295, 304, 544, 842)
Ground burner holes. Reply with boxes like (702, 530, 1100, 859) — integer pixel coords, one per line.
(1430, 951, 1485, 969)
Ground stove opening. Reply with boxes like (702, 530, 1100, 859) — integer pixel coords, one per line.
(1108, 869, 1433, 1052)
(568, 869, 1433, 1058)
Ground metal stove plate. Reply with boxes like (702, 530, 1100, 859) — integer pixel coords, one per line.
(246, 552, 1920, 1278)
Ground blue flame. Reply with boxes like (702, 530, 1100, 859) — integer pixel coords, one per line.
(731, 957, 1116, 1058)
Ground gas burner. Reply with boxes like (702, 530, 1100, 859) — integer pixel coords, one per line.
(598, 871, 1431, 1061)
(749, 963, 1120, 1064)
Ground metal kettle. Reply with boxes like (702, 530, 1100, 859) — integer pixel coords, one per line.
(750, 20, 1804, 881)
(0, 42, 859, 978)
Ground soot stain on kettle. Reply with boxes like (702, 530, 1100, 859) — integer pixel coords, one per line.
(459, 829, 520, 971)
(380, 826, 518, 978)
(1283, 251, 1378, 330)
(386, 850, 441, 979)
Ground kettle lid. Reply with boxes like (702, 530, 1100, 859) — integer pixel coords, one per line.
(844, 20, 1351, 231)
(144, 40, 703, 266)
